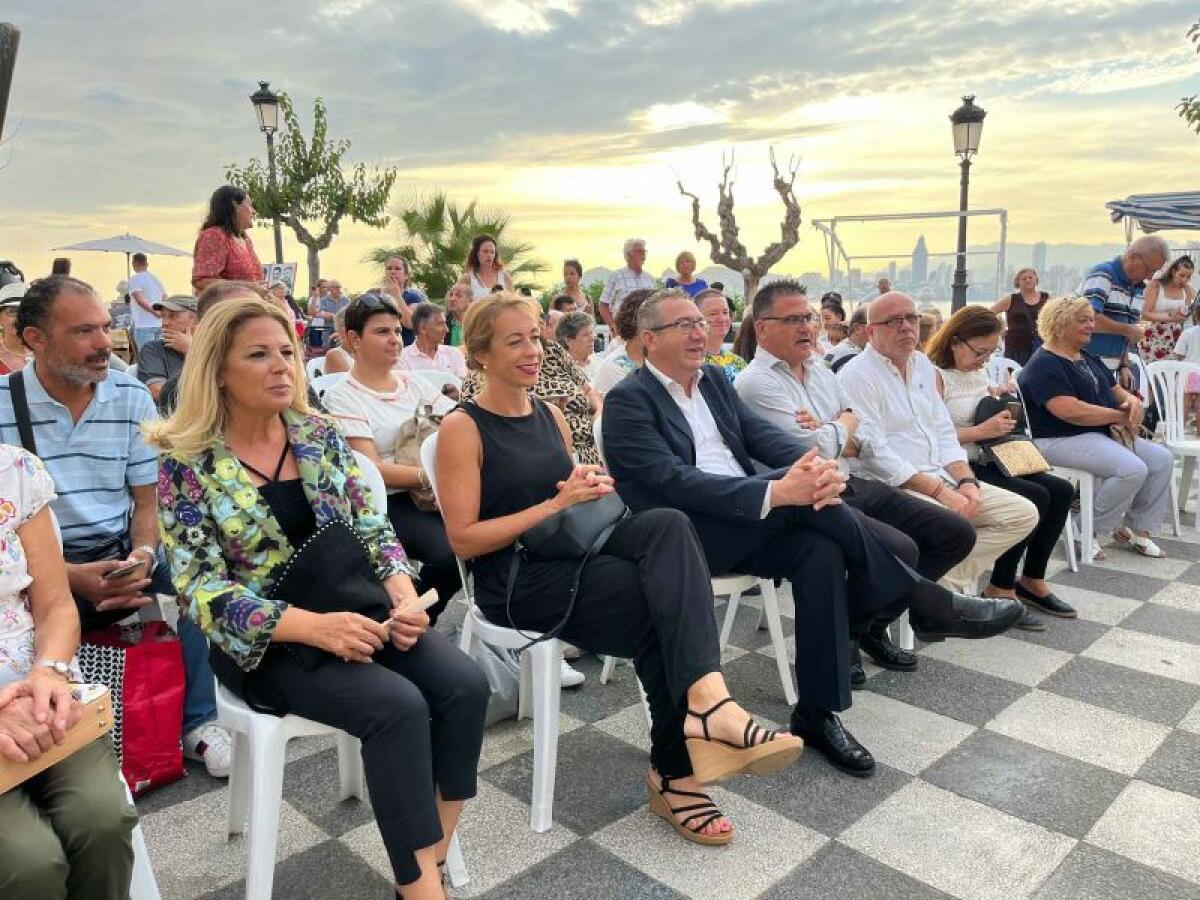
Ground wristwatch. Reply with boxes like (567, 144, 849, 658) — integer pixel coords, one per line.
(38, 659, 72, 679)
(956, 477, 980, 489)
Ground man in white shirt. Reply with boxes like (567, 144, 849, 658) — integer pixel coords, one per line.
(737, 281, 977, 680)
(827, 306, 868, 372)
(598, 238, 656, 331)
(839, 292, 1038, 593)
(602, 290, 1022, 777)
(127, 252, 166, 349)
(397, 303, 467, 379)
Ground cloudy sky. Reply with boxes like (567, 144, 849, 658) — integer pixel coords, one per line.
(0, 0, 1195, 296)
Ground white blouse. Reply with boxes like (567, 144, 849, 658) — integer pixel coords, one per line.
(937, 366, 991, 460)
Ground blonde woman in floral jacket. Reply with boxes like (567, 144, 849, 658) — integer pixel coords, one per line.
(147, 297, 487, 900)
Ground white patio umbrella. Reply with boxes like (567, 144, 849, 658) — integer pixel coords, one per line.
(52, 233, 191, 283)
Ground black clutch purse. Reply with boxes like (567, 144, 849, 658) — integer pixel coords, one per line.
(267, 518, 392, 669)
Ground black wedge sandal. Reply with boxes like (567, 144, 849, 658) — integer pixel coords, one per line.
(647, 774, 733, 846)
(684, 697, 804, 784)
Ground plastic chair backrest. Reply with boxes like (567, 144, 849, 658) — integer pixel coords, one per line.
(592, 416, 605, 464)
(305, 356, 324, 381)
(310, 372, 346, 399)
(350, 450, 388, 518)
(1147, 360, 1200, 443)
(987, 356, 1021, 386)
(126, 363, 139, 381)
(408, 370, 462, 395)
(420, 433, 441, 500)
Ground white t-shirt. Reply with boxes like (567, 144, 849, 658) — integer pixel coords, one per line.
(127, 270, 167, 329)
(323, 372, 455, 492)
(1174, 325, 1200, 364)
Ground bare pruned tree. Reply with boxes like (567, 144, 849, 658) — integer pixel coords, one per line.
(677, 147, 802, 308)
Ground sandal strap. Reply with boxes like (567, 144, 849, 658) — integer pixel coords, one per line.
(685, 696, 737, 741)
(680, 810, 724, 834)
(659, 778, 712, 802)
(743, 719, 781, 747)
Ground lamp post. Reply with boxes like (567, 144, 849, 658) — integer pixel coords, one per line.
(250, 80, 284, 264)
(949, 95, 985, 311)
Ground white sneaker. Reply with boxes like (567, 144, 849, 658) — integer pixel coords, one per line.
(183, 723, 233, 779)
(560, 659, 585, 688)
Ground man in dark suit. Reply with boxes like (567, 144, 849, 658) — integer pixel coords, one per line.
(602, 289, 1022, 777)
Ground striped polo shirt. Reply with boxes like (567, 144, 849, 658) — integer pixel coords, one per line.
(0, 364, 158, 553)
(1079, 256, 1143, 362)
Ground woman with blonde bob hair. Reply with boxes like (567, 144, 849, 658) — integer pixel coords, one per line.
(148, 297, 488, 899)
(437, 291, 802, 850)
(665, 250, 708, 297)
(1018, 296, 1175, 560)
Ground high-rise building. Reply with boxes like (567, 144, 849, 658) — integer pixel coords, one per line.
(887, 261, 897, 284)
(912, 235, 929, 285)
(1032, 241, 1047, 272)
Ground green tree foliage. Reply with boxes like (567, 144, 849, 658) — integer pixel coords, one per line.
(226, 93, 397, 290)
(365, 192, 547, 301)
(1177, 21, 1200, 133)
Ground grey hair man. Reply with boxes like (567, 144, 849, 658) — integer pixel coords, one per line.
(828, 306, 868, 372)
(1080, 234, 1170, 373)
(599, 237, 655, 331)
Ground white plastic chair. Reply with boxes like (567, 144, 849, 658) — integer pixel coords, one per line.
(350, 450, 389, 518)
(986, 356, 1021, 387)
(591, 417, 797, 705)
(305, 356, 324, 381)
(216, 685, 468, 898)
(420, 432, 565, 833)
(309, 371, 346, 400)
(1148, 360, 1200, 533)
(407, 369, 462, 395)
(123, 775, 161, 900)
(125, 363, 139, 381)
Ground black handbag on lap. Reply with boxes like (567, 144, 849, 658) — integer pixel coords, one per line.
(267, 518, 393, 669)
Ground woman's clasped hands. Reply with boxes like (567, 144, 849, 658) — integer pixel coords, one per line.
(551, 464, 615, 510)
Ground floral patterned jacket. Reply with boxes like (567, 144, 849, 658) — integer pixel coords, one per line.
(157, 411, 411, 671)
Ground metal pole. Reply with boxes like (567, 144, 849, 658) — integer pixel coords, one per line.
(265, 131, 284, 264)
(951, 156, 971, 311)
(0, 23, 20, 142)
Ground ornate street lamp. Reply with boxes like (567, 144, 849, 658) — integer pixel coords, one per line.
(949, 95, 986, 311)
(250, 80, 284, 264)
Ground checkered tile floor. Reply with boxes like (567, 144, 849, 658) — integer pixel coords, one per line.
(140, 510, 1200, 899)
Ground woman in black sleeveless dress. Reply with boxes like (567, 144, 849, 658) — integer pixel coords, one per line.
(991, 267, 1049, 365)
(437, 293, 802, 849)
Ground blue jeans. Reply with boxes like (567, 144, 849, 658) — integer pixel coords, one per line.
(150, 555, 217, 735)
(133, 327, 161, 349)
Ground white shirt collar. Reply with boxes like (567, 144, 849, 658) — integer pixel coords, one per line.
(645, 359, 703, 397)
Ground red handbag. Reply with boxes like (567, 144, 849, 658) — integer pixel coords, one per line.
(77, 620, 187, 797)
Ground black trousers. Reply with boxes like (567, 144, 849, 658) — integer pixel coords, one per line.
(701, 499, 920, 714)
(973, 464, 1074, 588)
(245, 630, 489, 886)
(387, 492, 462, 624)
(477, 509, 722, 779)
(845, 477, 977, 626)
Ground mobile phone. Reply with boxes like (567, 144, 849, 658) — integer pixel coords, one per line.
(102, 560, 143, 581)
(1006, 401, 1022, 420)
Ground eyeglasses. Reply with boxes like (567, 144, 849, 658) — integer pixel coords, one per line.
(650, 316, 710, 334)
(960, 338, 994, 359)
(872, 313, 920, 329)
(759, 314, 817, 327)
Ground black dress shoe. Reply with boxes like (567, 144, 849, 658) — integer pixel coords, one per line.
(849, 642, 866, 689)
(1015, 582, 1077, 618)
(910, 593, 1024, 642)
(790, 710, 875, 777)
(1013, 608, 1047, 632)
(860, 628, 918, 671)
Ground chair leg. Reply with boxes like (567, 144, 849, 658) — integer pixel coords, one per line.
(244, 727, 288, 900)
(129, 817, 161, 900)
(635, 676, 653, 732)
(1062, 513, 1078, 573)
(444, 832, 470, 888)
(1079, 477, 1096, 563)
(517, 650, 532, 721)
(458, 610, 476, 654)
(599, 655, 618, 684)
(528, 642, 562, 833)
(226, 729, 251, 837)
(1181, 456, 1196, 513)
(718, 591, 741, 651)
(891, 610, 915, 652)
(761, 580, 797, 705)
(1170, 477, 1182, 537)
(336, 733, 366, 801)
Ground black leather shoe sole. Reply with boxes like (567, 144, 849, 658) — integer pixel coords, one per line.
(1015, 583, 1078, 618)
(911, 599, 1024, 643)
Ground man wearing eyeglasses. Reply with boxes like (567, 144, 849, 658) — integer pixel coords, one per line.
(1079, 235, 1170, 377)
(737, 281, 978, 684)
(602, 289, 1022, 778)
(839, 292, 1039, 595)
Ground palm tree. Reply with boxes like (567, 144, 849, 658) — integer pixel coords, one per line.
(365, 192, 547, 301)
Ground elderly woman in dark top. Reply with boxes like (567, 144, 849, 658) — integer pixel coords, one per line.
(1018, 295, 1174, 560)
(149, 297, 487, 899)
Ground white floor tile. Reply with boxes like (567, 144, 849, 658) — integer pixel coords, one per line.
(1086, 781, 1200, 886)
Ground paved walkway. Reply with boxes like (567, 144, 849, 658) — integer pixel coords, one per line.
(139, 514, 1200, 899)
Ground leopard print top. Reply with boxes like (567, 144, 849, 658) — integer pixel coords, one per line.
(461, 338, 601, 464)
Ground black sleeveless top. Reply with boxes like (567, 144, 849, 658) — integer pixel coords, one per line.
(237, 431, 317, 549)
(457, 399, 573, 599)
(1004, 291, 1050, 365)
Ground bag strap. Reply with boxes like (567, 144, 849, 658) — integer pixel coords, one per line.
(503, 513, 625, 653)
(9, 370, 37, 456)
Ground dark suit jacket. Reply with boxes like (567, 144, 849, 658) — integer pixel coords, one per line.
(602, 364, 813, 564)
